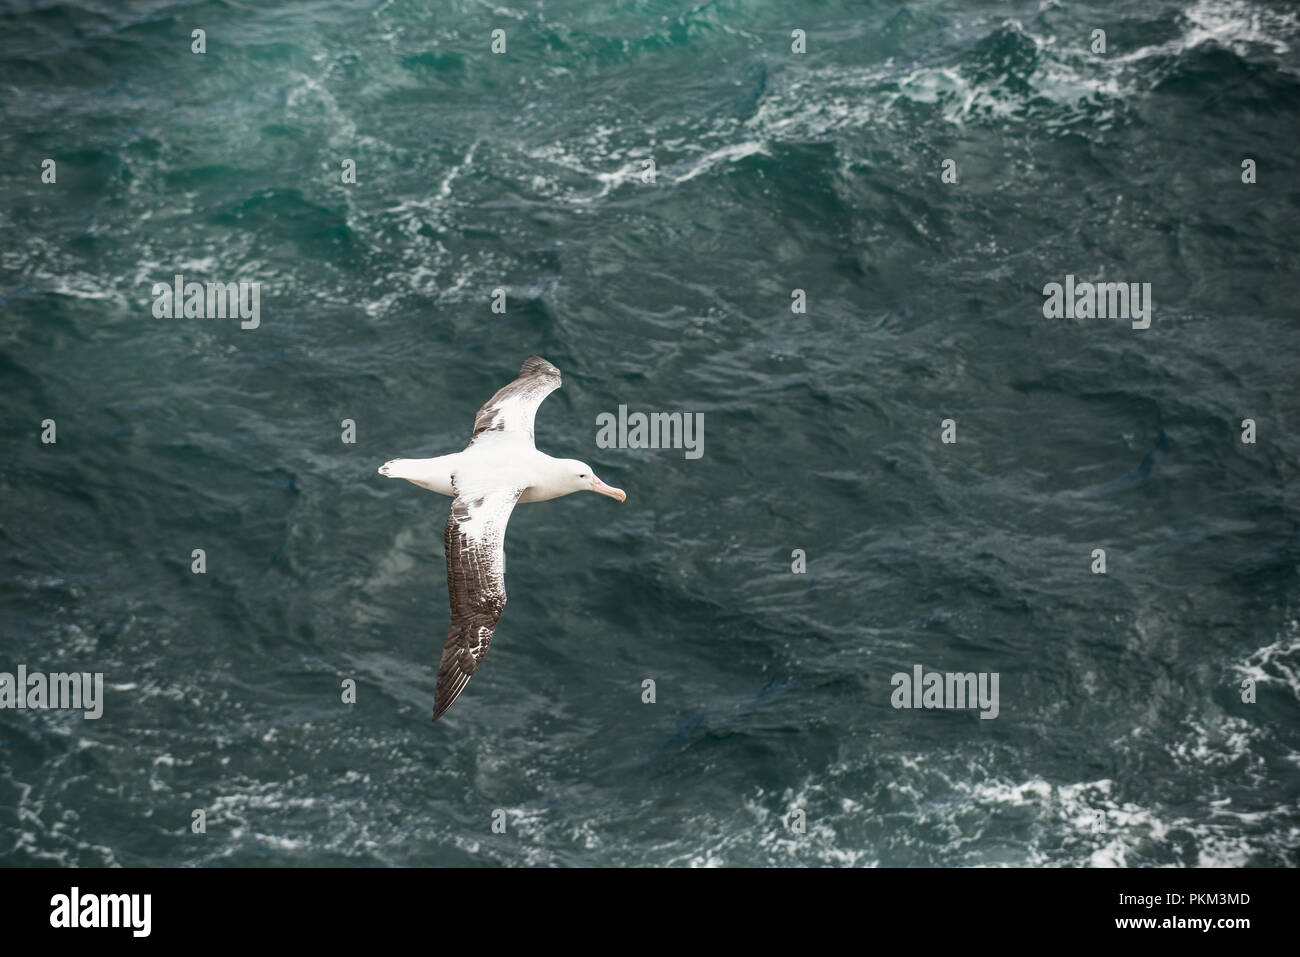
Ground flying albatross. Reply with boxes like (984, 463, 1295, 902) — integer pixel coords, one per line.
(378, 355, 626, 721)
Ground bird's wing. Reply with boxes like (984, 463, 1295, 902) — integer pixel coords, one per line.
(470, 354, 562, 444)
(433, 485, 525, 720)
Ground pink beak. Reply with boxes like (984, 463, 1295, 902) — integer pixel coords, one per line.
(591, 475, 626, 502)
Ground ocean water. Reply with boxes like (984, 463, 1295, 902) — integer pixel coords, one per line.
(1, 0, 1298, 867)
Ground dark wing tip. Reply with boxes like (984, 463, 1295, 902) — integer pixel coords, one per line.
(432, 645, 477, 721)
(520, 355, 561, 379)
(432, 673, 469, 721)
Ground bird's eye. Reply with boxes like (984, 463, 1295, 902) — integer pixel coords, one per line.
(579, 473, 587, 479)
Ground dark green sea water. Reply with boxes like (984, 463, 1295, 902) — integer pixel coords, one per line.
(2, 0, 1299, 866)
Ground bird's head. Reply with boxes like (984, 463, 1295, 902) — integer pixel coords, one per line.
(559, 459, 626, 502)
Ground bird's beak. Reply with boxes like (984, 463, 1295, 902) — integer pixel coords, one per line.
(591, 475, 626, 502)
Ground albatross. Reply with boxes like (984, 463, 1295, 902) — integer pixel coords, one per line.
(378, 355, 625, 721)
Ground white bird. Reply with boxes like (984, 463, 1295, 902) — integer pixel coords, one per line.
(378, 355, 626, 721)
